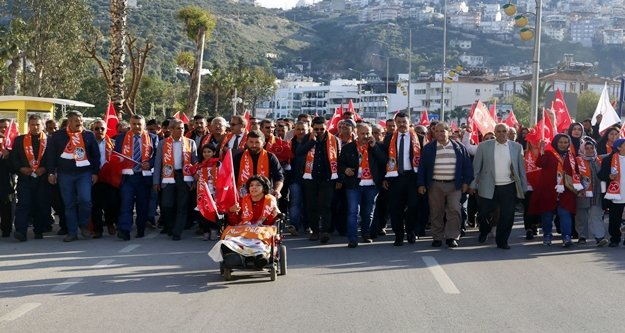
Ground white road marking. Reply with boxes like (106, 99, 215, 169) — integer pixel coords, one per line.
(92, 259, 115, 268)
(422, 256, 460, 295)
(50, 278, 83, 292)
(119, 244, 141, 253)
(0, 303, 41, 322)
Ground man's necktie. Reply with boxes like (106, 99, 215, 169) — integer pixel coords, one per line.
(398, 134, 405, 174)
(232, 135, 240, 154)
(133, 135, 141, 172)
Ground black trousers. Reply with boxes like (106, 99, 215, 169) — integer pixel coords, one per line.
(523, 191, 540, 232)
(607, 202, 625, 244)
(14, 176, 50, 235)
(371, 188, 390, 234)
(477, 183, 517, 246)
(303, 179, 334, 234)
(331, 186, 347, 235)
(91, 182, 120, 233)
(467, 194, 478, 227)
(388, 172, 418, 241)
(0, 194, 12, 235)
(161, 172, 190, 237)
(49, 182, 66, 231)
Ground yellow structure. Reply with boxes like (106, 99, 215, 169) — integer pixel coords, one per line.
(0, 96, 94, 133)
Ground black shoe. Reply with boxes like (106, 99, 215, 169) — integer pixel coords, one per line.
(2, 231, 10, 238)
(347, 241, 358, 248)
(393, 239, 404, 246)
(57, 228, 68, 236)
(460, 229, 466, 237)
(478, 233, 488, 243)
(497, 243, 511, 250)
(135, 230, 145, 238)
(608, 242, 619, 247)
(172, 235, 181, 241)
(146, 219, 157, 229)
(526, 230, 534, 240)
(14, 231, 26, 242)
(117, 230, 130, 241)
(160, 228, 170, 235)
(407, 233, 416, 244)
(63, 234, 78, 242)
(319, 232, 330, 244)
(34, 233, 43, 240)
(93, 231, 103, 239)
(431, 240, 442, 247)
(446, 239, 459, 248)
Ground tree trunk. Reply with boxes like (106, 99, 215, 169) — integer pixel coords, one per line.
(8, 56, 20, 95)
(110, 0, 128, 114)
(186, 28, 205, 116)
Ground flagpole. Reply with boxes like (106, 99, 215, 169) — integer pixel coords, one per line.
(440, 0, 447, 122)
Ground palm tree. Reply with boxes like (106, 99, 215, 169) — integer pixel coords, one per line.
(177, 6, 216, 116)
(110, 0, 128, 114)
(517, 81, 553, 108)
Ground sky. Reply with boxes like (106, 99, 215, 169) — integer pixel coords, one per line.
(256, 0, 301, 10)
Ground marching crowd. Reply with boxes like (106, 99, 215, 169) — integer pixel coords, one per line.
(2, 109, 625, 250)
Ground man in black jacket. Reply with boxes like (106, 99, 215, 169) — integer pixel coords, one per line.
(339, 122, 387, 248)
(0, 119, 14, 238)
(10, 115, 51, 241)
(46, 111, 101, 242)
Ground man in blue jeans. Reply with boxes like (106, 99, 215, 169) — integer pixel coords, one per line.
(46, 111, 100, 242)
(339, 123, 387, 248)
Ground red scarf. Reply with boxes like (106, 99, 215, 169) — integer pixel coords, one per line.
(240, 194, 275, 225)
(161, 137, 193, 184)
(386, 129, 420, 177)
(303, 133, 338, 180)
(605, 154, 622, 200)
(576, 155, 600, 197)
(121, 131, 153, 175)
(237, 149, 270, 197)
(61, 128, 90, 167)
(357, 141, 374, 186)
(24, 132, 46, 171)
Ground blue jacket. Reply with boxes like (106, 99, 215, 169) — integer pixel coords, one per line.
(417, 139, 473, 190)
(45, 129, 100, 175)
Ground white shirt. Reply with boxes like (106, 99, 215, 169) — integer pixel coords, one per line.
(228, 134, 242, 149)
(494, 140, 513, 185)
(97, 139, 107, 168)
(172, 138, 183, 170)
(395, 131, 411, 171)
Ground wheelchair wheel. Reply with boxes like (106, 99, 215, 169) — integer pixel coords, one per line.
(270, 264, 277, 281)
(223, 267, 233, 281)
(278, 245, 287, 276)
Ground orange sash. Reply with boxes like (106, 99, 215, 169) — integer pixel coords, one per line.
(240, 194, 275, 225)
(551, 150, 583, 194)
(605, 154, 622, 200)
(121, 131, 153, 175)
(237, 149, 270, 197)
(103, 136, 114, 162)
(61, 128, 90, 167)
(303, 134, 338, 180)
(24, 132, 46, 172)
(357, 142, 374, 186)
(386, 129, 420, 177)
(161, 137, 193, 184)
(576, 156, 601, 197)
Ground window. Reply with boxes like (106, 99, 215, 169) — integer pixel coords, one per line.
(475, 89, 481, 96)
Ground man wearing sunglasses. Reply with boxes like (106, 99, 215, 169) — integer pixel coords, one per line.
(91, 120, 120, 238)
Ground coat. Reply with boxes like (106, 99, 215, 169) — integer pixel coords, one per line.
(470, 139, 527, 199)
(338, 141, 387, 190)
(528, 151, 576, 215)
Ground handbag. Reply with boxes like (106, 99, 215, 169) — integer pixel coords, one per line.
(564, 174, 579, 194)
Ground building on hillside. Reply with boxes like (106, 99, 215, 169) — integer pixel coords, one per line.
(458, 55, 484, 67)
(360, 4, 402, 22)
(449, 39, 472, 49)
(448, 11, 480, 29)
(570, 19, 596, 47)
(602, 29, 624, 45)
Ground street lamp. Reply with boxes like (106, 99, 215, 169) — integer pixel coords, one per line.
(503, 0, 543, 126)
(440, 0, 447, 122)
(347, 68, 363, 80)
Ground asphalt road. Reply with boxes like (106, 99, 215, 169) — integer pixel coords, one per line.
(1, 220, 624, 333)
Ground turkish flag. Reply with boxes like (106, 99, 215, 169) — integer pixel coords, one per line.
(530, 108, 555, 144)
(328, 104, 344, 135)
(505, 110, 520, 128)
(489, 101, 498, 122)
(215, 149, 239, 213)
(181, 112, 190, 125)
(419, 110, 430, 126)
(467, 101, 479, 144)
(243, 110, 251, 132)
(197, 181, 219, 222)
(4, 120, 19, 150)
(104, 101, 118, 138)
(553, 89, 572, 133)
(348, 99, 355, 113)
(471, 101, 497, 136)
(98, 151, 133, 188)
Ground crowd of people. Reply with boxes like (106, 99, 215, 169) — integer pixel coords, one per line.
(1, 108, 624, 250)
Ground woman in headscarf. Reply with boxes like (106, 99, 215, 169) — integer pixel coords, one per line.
(575, 138, 609, 246)
(567, 122, 585, 155)
(529, 134, 578, 247)
(598, 138, 625, 247)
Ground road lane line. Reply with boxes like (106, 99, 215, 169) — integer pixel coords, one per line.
(119, 244, 141, 253)
(50, 278, 83, 292)
(422, 256, 460, 295)
(92, 259, 115, 268)
(0, 303, 41, 322)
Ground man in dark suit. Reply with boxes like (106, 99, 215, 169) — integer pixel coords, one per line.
(470, 123, 527, 249)
(46, 110, 101, 242)
(10, 114, 50, 241)
(339, 122, 387, 247)
(114, 115, 159, 240)
(153, 119, 198, 240)
(382, 112, 421, 246)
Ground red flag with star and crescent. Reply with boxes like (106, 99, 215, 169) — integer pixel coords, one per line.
(553, 88, 572, 133)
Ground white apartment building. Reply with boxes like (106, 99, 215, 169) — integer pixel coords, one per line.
(449, 39, 472, 49)
(543, 26, 566, 41)
(458, 55, 484, 67)
(448, 11, 481, 29)
(570, 20, 596, 47)
(603, 29, 625, 45)
(498, 71, 620, 100)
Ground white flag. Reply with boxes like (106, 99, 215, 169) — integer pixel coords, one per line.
(592, 82, 621, 134)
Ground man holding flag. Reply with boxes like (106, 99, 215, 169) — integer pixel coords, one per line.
(114, 115, 158, 240)
(91, 119, 120, 238)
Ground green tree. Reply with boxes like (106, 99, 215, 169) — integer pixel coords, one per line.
(576, 90, 600, 121)
(176, 6, 216, 117)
